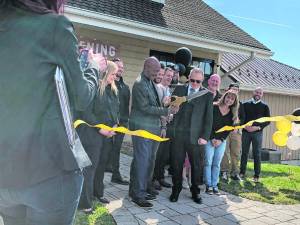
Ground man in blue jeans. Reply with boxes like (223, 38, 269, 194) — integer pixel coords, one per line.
(240, 87, 270, 183)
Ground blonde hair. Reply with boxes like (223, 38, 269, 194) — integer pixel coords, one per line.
(215, 90, 240, 125)
(99, 61, 118, 96)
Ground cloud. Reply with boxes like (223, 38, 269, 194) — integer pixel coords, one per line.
(225, 14, 293, 29)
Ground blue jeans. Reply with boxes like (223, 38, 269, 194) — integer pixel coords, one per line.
(129, 136, 159, 199)
(0, 170, 83, 225)
(204, 140, 226, 188)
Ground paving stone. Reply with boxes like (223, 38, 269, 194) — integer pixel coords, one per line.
(217, 204, 238, 212)
(247, 206, 269, 214)
(190, 211, 214, 220)
(200, 206, 229, 217)
(255, 216, 281, 225)
(170, 214, 201, 225)
(157, 221, 180, 225)
(111, 208, 132, 217)
(264, 211, 295, 222)
(204, 217, 238, 225)
(230, 209, 262, 219)
(276, 209, 300, 216)
(127, 206, 148, 215)
(167, 203, 199, 214)
(135, 212, 169, 224)
(157, 208, 180, 218)
(239, 218, 267, 225)
(114, 214, 137, 223)
(223, 214, 248, 223)
(289, 218, 300, 224)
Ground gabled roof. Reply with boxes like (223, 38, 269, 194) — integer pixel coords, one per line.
(67, 0, 270, 52)
(221, 53, 300, 90)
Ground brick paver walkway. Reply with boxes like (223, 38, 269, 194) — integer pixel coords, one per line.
(1, 153, 299, 225)
(104, 154, 300, 225)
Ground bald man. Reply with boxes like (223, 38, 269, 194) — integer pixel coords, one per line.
(240, 87, 270, 183)
(129, 57, 176, 207)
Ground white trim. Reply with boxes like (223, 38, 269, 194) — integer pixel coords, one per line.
(65, 6, 273, 58)
(240, 85, 300, 96)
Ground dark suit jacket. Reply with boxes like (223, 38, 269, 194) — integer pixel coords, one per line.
(129, 73, 168, 136)
(0, 8, 98, 188)
(172, 85, 213, 145)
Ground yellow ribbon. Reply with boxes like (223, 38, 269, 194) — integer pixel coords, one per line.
(216, 115, 300, 133)
(74, 120, 169, 142)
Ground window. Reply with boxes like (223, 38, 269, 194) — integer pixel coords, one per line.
(150, 50, 214, 77)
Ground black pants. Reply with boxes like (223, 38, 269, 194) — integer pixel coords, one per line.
(94, 137, 112, 198)
(107, 133, 125, 178)
(240, 131, 263, 178)
(79, 137, 103, 209)
(153, 128, 172, 180)
(171, 135, 205, 194)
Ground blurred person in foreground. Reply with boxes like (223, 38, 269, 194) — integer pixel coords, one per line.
(0, 0, 101, 224)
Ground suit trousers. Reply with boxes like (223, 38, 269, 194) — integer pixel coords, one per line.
(129, 136, 159, 200)
(171, 135, 205, 194)
(94, 137, 112, 198)
(79, 136, 103, 209)
(240, 131, 263, 178)
(110, 133, 125, 179)
(153, 129, 172, 180)
(0, 170, 83, 225)
(221, 132, 242, 176)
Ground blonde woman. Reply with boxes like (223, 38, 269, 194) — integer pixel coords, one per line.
(204, 90, 239, 195)
(78, 61, 119, 212)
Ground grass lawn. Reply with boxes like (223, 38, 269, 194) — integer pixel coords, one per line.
(74, 202, 115, 225)
(219, 162, 300, 204)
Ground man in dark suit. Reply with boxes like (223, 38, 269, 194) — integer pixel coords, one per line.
(129, 57, 176, 208)
(170, 68, 213, 204)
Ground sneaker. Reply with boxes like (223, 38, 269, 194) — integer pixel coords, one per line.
(231, 174, 242, 181)
(205, 186, 213, 195)
(153, 180, 162, 190)
(182, 177, 190, 189)
(81, 208, 93, 214)
(253, 177, 260, 183)
(159, 179, 172, 188)
(213, 187, 221, 195)
(221, 172, 229, 181)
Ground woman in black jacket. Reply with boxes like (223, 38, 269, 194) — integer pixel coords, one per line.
(204, 90, 239, 195)
(78, 61, 119, 212)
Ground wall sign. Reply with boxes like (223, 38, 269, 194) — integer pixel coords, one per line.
(79, 38, 120, 58)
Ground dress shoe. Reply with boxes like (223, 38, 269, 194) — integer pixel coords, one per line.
(169, 191, 179, 202)
(192, 193, 202, 204)
(96, 197, 110, 204)
(132, 198, 153, 208)
(111, 176, 129, 185)
(153, 180, 162, 190)
(147, 188, 159, 196)
(145, 194, 157, 201)
(159, 179, 172, 188)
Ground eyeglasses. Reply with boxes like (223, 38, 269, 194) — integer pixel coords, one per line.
(190, 79, 201, 84)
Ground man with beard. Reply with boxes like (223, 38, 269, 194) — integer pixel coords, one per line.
(240, 87, 270, 183)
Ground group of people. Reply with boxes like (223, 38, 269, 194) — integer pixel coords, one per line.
(0, 1, 271, 224)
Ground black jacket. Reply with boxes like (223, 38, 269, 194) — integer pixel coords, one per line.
(116, 77, 130, 126)
(172, 85, 213, 144)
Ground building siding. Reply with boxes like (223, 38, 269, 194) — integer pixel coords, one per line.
(239, 90, 300, 160)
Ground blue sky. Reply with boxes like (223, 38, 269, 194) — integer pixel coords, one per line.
(203, 0, 299, 69)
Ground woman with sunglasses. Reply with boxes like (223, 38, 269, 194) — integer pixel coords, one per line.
(0, 0, 100, 224)
(204, 90, 240, 195)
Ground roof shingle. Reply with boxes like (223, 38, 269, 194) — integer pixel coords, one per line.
(221, 53, 300, 90)
(67, 0, 270, 51)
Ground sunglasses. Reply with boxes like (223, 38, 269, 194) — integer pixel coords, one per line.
(190, 79, 201, 84)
